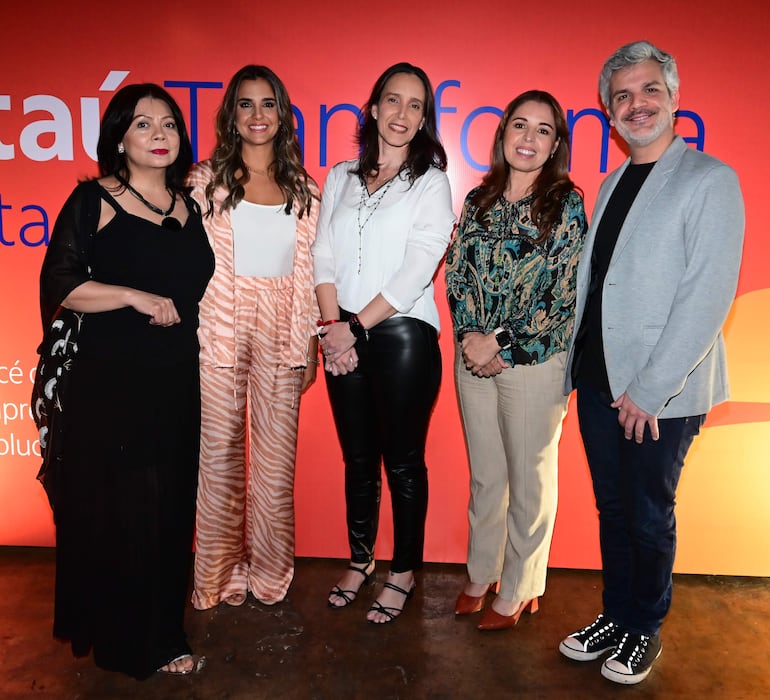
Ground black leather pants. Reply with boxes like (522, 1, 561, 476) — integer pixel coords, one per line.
(325, 314, 441, 572)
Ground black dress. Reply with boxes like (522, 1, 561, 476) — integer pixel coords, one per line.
(42, 181, 214, 679)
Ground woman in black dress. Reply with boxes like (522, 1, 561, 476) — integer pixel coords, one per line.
(39, 84, 214, 678)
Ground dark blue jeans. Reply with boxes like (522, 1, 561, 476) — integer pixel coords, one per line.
(576, 383, 705, 636)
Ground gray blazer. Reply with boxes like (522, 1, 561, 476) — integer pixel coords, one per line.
(565, 136, 745, 418)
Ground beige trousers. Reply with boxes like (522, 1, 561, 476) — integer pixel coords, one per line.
(455, 348, 568, 602)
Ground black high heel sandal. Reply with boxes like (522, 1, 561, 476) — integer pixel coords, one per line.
(367, 580, 415, 624)
(328, 561, 375, 608)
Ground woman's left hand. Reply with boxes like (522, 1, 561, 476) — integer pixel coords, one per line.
(472, 355, 509, 378)
(319, 321, 356, 363)
(325, 347, 359, 376)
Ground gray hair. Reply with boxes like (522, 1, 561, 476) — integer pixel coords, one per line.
(599, 40, 680, 111)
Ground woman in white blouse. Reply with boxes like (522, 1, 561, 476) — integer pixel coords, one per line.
(187, 65, 319, 611)
(313, 62, 456, 624)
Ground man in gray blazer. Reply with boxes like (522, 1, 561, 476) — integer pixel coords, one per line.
(558, 41, 744, 684)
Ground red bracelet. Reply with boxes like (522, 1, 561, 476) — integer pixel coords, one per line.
(317, 319, 341, 327)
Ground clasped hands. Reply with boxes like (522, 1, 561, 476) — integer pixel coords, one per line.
(461, 332, 510, 378)
(319, 322, 359, 376)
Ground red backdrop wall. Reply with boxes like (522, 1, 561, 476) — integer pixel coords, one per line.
(1, 0, 768, 575)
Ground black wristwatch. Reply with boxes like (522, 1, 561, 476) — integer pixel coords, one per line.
(348, 314, 368, 340)
(494, 326, 512, 350)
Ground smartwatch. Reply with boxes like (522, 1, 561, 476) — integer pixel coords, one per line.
(494, 326, 512, 350)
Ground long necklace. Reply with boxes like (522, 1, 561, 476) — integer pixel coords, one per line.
(356, 177, 395, 274)
(115, 173, 181, 230)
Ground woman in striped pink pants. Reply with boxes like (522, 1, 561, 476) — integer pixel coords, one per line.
(188, 65, 319, 608)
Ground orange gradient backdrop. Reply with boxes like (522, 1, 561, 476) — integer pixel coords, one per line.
(1, 0, 768, 575)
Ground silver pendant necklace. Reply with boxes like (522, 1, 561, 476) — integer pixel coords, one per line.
(356, 177, 395, 274)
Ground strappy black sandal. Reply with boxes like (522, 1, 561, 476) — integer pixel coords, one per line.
(367, 580, 415, 624)
(328, 561, 375, 608)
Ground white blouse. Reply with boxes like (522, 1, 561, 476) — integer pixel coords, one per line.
(312, 160, 455, 331)
(231, 200, 296, 277)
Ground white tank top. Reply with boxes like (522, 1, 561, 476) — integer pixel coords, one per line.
(231, 200, 296, 277)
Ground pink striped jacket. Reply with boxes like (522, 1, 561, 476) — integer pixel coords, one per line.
(187, 160, 320, 370)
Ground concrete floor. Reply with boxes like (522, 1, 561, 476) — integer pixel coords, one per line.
(1, 547, 768, 699)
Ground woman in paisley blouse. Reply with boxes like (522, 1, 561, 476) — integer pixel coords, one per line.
(445, 90, 586, 630)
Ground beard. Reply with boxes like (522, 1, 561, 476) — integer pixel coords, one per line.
(613, 109, 674, 148)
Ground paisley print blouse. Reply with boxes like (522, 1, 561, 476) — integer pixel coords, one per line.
(446, 188, 587, 366)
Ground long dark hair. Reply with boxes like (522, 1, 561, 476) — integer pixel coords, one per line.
(205, 65, 314, 217)
(96, 83, 192, 191)
(355, 62, 447, 184)
(471, 90, 578, 242)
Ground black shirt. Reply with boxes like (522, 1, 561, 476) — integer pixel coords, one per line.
(572, 162, 655, 392)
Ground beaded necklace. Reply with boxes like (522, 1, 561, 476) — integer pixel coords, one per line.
(356, 177, 396, 274)
(115, 173, 181, 230)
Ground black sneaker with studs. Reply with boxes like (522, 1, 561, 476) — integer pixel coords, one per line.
(601, 630, 662, 684)
(559, 614, 622, 661)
